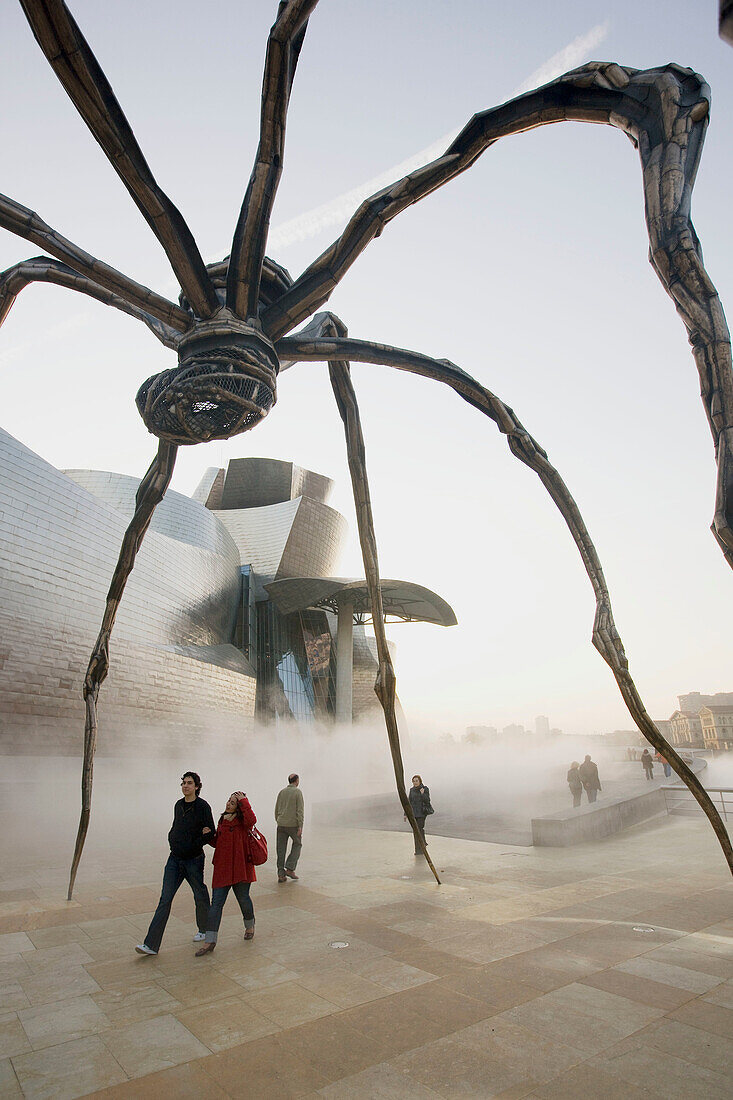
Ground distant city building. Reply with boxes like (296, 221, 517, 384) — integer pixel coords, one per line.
(654, 719, 673, 741)
(669, 709, 703, 748)
(678, 691, 733, 712)
(462, 722, 559, 743)
(699, 705, 733, 751)
(668, 692, 733, 749)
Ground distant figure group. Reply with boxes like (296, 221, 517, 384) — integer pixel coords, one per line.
(135, 769, 305, 958)
(628, 745, 672, 776)
(567, 746, 672, 807)
(567, 755, 601, 807)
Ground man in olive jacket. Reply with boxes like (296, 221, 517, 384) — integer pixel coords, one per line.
(275, 773, 304, 883)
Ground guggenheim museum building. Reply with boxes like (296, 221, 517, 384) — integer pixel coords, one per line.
(0, 427, 455, 755)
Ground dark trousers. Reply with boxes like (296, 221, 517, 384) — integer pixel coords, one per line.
(571, 790, 582, 808)
(586, 788, 598, 803)
(644, 768, 653, 781)
(413, 815, 426, 853)
(204, 881, 254, 943)
(276, 825, 302, 872)
(144, 853, 209, 953)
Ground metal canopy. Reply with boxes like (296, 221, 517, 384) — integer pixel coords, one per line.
(264, 577, 457, 626)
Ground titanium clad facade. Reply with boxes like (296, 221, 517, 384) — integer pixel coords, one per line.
(0, 428, 256, 755)
(1, 444, 450, 749)
(205, 457, 348, 724)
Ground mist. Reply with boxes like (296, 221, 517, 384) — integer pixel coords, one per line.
(3, 710, 724, 887)
(1, 716, 399, 879)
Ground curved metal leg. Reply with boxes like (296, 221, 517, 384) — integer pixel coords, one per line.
(318, 316, 441, 882)
(279, 327, 733, 877)
(19, 0, 218, 317)
(0, 258, 180, 347)
(67, 441, 178, 899)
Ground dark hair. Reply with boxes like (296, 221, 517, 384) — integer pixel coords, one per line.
(181, 771, 202, 793)
(219, 792, 244, 824)
(288, 773, 299, 784)
(412, 774, 423, 785)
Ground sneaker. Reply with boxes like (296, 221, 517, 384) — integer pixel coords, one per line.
(285, 869, 299, 880)
(277, 872, 286, 883)
(135, 944, 157, 955)
(193, 932, 206, 942)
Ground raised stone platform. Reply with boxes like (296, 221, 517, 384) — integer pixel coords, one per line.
(531, 788, 668, 847)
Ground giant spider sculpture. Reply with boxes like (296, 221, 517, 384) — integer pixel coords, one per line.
(2, 0, 732, 897)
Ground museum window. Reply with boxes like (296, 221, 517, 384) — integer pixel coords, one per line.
(254, 602, 336, 723)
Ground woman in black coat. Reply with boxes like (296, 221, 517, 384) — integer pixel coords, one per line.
(407, 774, 433, 854)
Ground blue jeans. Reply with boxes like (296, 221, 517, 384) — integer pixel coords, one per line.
(204, 881, 254, 943)
(144, 853, 210, 953)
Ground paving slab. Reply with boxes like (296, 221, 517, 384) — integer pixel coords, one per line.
(0, 814, 728, 1098)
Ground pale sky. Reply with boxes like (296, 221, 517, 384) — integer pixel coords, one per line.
(2, 1, 732, 739)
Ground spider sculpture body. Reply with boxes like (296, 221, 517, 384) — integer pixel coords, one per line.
(2, 0, 733, 895)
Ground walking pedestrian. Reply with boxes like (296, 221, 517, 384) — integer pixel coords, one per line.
(578, 755, 602, 803)
(655, 751, 672, 778)
(406, 774, 433, 854)
(275, 773, 304, 883)
(195, 790, 258, 954)
(135, 772, 215, 956)
(567, 762, 583, 808)
(641, 749, 654, 780)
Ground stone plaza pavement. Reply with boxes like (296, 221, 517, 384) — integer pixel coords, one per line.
(0, 815, 731, 1099)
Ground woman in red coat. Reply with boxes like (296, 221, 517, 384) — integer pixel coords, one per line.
(195, 791, 257, 955)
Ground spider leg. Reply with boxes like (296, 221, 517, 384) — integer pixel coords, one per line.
(67, 441, 178, 899)
(19, 0, 218, 318)
(263, 64, 714, 339)
(0, 193, 191, 334)
(263, 65, 733, 570)
(278, 327, 733, 877)
(226, 0, 319, 319)
(0, 258, 180, 349)
(314, 313, 440, 882)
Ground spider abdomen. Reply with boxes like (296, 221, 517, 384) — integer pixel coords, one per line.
(136, 314, 279, 445)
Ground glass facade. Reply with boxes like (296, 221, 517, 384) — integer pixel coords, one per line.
(253, 601, 336, 723)
(233, 565, 257, 663)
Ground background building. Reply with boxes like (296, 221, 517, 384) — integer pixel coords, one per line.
(699, 705, 733, 751)
(668, 692, 733, 750)
(0, 435, 454, 754)
(199, 457, 456, 726)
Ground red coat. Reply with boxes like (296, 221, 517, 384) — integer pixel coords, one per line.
(211, 797, 257, 888)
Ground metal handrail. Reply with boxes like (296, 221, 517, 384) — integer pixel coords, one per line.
(660, 785, 732, 820)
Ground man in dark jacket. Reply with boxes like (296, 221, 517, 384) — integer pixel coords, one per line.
(136, 771, 215, 955)
(578, 755, 602, 803)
